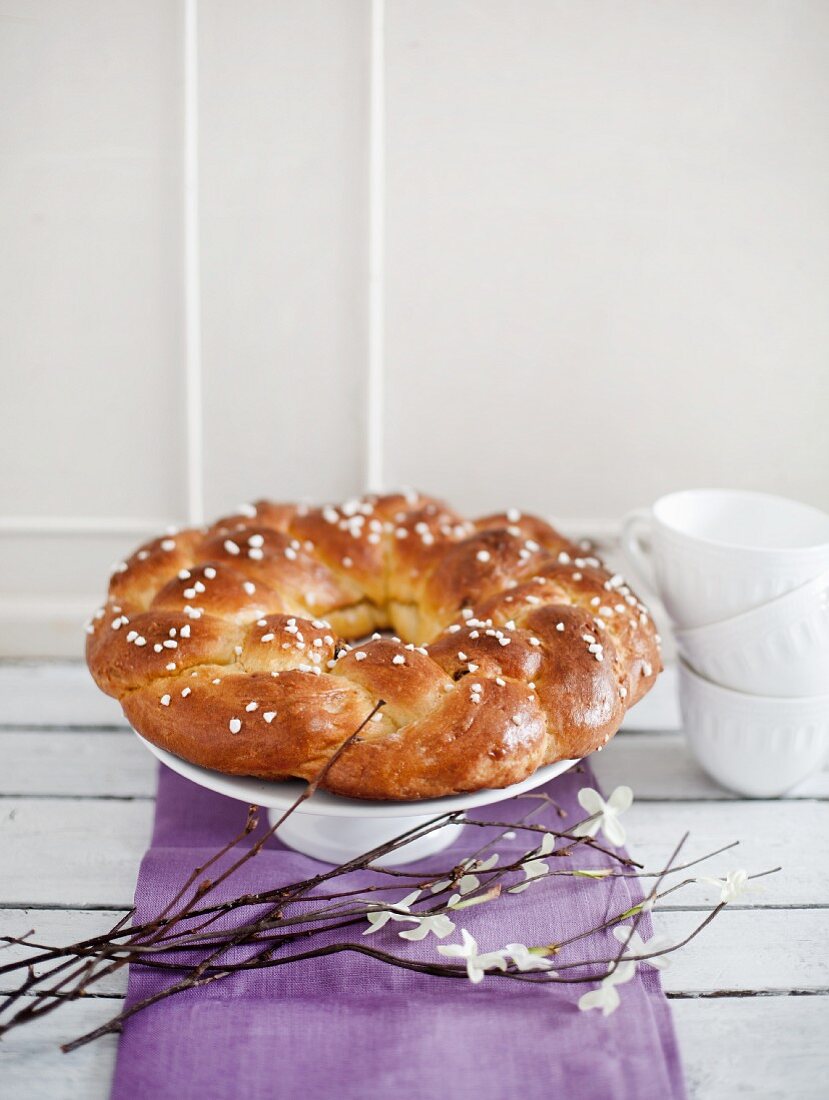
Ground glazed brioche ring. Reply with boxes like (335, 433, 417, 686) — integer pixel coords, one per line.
(86, 492, 661, 800)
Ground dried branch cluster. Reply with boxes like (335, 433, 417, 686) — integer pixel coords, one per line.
(0, 713, 778, 1052)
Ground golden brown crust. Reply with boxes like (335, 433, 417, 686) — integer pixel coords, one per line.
(86, 492, 661, 800)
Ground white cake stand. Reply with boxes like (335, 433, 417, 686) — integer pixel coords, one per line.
(135, 733, 578, 867)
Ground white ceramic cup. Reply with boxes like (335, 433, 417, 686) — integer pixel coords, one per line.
(622, 489, 829, 630)
(678, 659, 829, 797)
(674, 568, 829, 697)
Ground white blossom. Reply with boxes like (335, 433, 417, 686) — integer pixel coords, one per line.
(571, 785, 633, 847)
(509, 832, 555, 893)
(437, 929, 509, 984)
(505, 943, 555, 972)
(398, 903, 458, 941)
(577, 960, 636, 1016)
(612, 925, 672, 970)
(536, 832, 556, 856)
(362, 890, 421, 935)
(458, 854, 499, 894)
(698, 869, 763, 904)
(509, 860, 547, 893)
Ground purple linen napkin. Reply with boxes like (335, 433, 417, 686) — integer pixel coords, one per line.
(111, 762, 685, 1099)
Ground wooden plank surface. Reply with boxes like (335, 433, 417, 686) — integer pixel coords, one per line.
(2, 794, 824, 909)
(672, 997, 829, 1100)
(0, 799, 152, 908)
(1, 730, 153, 799)
(0, 663, 126, 728)
(2, 660, 828, 1099)
(3, 906, 826, 1000)
(623, 800, 829, 909)
(0, 1000, 120, 1098)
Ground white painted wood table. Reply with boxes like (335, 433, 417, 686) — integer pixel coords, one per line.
(1, 662, 827, 1098)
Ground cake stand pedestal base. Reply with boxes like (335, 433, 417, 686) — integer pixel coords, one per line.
(274, 810, 465, 866)
(133, 731, 578, 870)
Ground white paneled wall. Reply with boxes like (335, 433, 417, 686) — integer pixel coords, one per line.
(384, 0, 829, 515)
(198, 0, 370, 514)
(1, 0, 828, 656)
(1, 2, 185, 522)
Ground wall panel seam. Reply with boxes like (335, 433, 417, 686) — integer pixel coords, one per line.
(366, 0, 385, 493)
(183, 0, 204, 524)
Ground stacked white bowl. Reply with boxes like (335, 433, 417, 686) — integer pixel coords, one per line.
(622, 490, 829, 797)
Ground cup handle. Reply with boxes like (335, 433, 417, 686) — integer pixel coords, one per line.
(621, 508, 657, 597)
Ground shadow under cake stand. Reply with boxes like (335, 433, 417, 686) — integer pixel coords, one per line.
(135, 732, 579, 866)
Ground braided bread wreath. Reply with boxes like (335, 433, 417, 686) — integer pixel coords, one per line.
(86, 492, 661, 801)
